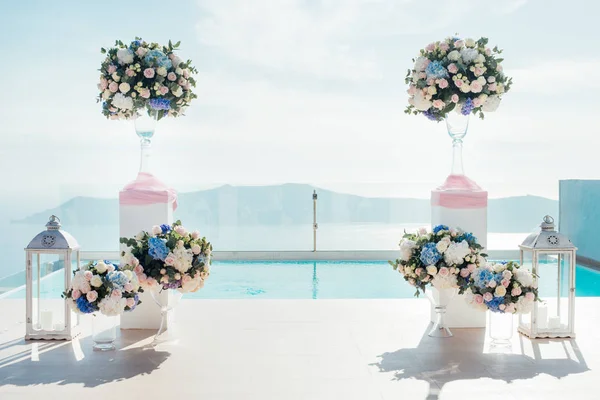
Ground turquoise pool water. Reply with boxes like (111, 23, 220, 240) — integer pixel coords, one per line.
(2, 261, 600, 299)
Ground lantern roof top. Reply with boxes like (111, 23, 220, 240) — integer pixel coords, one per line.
(25, 215, 80, 250)
(519, 215, 576, 251)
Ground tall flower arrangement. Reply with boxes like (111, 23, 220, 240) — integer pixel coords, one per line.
(97, 38, 197, 120)
(465, 261, 539, 313)
(120, 220, 212, 293)
(405, 37, 512, 121)
(389, 225, 487, 296)
(62, 260, 143, 316)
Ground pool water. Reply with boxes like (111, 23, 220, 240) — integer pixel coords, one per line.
(2, 261, 600, 300)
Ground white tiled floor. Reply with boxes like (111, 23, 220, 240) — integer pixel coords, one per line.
(0, 298, 598, 399)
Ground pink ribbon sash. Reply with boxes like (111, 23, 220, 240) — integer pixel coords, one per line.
(119, 172, 178, 210)
(431, 174, 487, 209)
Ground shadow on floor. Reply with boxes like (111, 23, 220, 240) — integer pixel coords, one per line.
(0, 329, 171, 387)
(372, 325, 589, 400)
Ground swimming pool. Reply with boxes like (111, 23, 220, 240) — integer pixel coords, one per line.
(2, 261, 600, 299)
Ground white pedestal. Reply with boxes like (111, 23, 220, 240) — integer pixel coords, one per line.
(119, 202, 174, 330)
(430, 179, 488, 328)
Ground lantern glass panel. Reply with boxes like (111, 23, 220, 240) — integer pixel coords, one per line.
(31, 253, 66, 332)
(537, 252, 571, 332)
(518, 250, 534, 331)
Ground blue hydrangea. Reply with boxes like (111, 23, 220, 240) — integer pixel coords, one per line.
(149, 98, 171, 111)
(485, 297, 505, 313)
(432, 225, 449, 234)
(420, 242, 441, 266)
(131, 40, 141, 47)
(149, 237, 169, 261)
(76, 297, 95, 313)
(423, 109, 439, 121)
(473, 268, 493, 288)
(457, 232, 476, 243)
(425, 61, 449, 79)
(107, 271, 129, 288)
(160, 224, 172, 234)
(461, 98, 475, 116)
(144, 49, 172, 69)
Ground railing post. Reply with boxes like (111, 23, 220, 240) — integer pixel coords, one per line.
(313, 190, 318, 252)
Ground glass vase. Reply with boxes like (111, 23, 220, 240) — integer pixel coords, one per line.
(425, 286, 457, 338)
(445, 113, 470, 176)
(92, 314, 118, 351)
(489, 311, 514, 346)
(134, 110, 159, 174)
(149, 287, 183, 345)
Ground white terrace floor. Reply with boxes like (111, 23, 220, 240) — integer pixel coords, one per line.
(0, 298, 598, 400)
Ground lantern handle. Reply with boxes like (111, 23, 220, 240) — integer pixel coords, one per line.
(46, 215, 62, 230)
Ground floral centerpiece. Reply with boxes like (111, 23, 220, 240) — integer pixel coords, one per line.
(62, 260, 143, 316)
(120, 220, 212, 293)
(389, 224, 487, 297)
(97, 38, 197, 120)
(405, 36, 512, 121)
(465, 261, 539, 314)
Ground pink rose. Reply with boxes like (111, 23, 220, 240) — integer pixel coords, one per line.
(72, 289, 81, 300)
(126, 298, 136, 308)
(134, 265, 143, 274)
(107, 264, 115, 273)
(184, 83, 191, 90)
(84, 271, 93, 281)
(131, 257, 140, 267)
(144, 68, 155, 78)
(432, 99, 445, 110)
(511, 287, 522, 296)
(192, 244, 202, 255)
(454, 40, 464, 48)
(175, 226, 187, 236)
(124, 283, 133, 292)
(191, 230, 201, 240)
(407, 85, 417, 95)
(159, 86, 169, 95)
(485, 48, 492, 56)
(450, 267, 457, 275)
(140, 88, 151, 99)
(474, 294, 484, 304)
(473, 98, 483, 108)
(499, 304, 506, 311)
(488, 280, 497, 288)
(108, 64, 117, 74)
(425, 42, 435, 52)
(165, 256, 175, 266)
(460, 268, 470, 278)
(439, 42, 449, 52)
(451, 94, 460, 103)
(505, 303, 516, 313)
(167, 72, 177, 81)
(99, 78, 108, 90)
(418, 72, 427, 80)
(470, 81, 483, 93)
(408, 278, 416, 286)
(426, 78, 434, 86)
(488, 83, 497, 91)
(439, 267, 450, 277)
(437, 79, 448, 89)
(488, 76, 496, 83)
(447, 63, 458, 74)
(126, 68, 135, 77)
(454, 79, 463, 88)
(501, 279, 510, 288)
(183, 69, 190, 79)
(112, 289, 122, 298)
(415, 267, 424, 276)
(136, 47, 147, 57)
(86, 290, 98, 302)
(483, 292, 493, 302)
(496, 65, 503, 72)
(139, 273, 148, 282)
(525, 292, 535, 301)
(178, 78, 188, 87)
(109, 81, 119, 93)
(473, 67, 484, 77)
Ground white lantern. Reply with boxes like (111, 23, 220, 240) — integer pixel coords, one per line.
(25, 215, 81, 340)
(518, 215, 576, 339)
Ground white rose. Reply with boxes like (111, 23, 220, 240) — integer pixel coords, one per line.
(495, 286, 507, 297)
(409, 91, 432, 111)
(95, 261, 107, 274)
(136, 47, 148, 57)
(171, 56, 182, 68)
(514, 269, 534, 287)
(413, 56, 429, 72)
(172, 86, 184, 97)
(475, 54, 486, 64)
(119, 82, 130, 94)
(482, 95, 501, 112)
(117, 48, 134, 64)
(112, 93, 133, 110)
(152, 225, 162, 235)
(111, 72, 121, 82)
(156, 66, 167, 76)
(175, 67, 183, 75)
(465, 38, 476, 47)
(436, 240, 450, 254)
(90, 275, 103, 288)
(135, 231, 144, 241)
(447, 50, 460, 61)
(493, 263, 507, 273)
(477, 76, 486, 85)
(426, 265, 438, 276)
(102, 90, 111, 100)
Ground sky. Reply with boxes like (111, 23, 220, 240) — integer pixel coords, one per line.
(1, 0, 600, 217)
